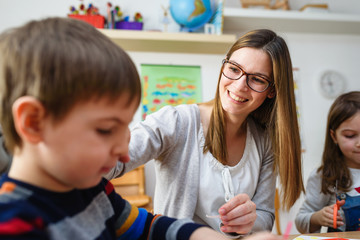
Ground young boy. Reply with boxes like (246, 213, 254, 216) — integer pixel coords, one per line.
(0, 17, 280, 240)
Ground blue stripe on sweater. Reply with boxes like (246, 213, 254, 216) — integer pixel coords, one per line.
(117, 208, 147, 240)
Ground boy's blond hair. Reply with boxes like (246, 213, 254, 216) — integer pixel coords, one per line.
(0, 17, 141, 153)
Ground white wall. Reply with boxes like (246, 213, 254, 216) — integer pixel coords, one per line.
(1, 0, 360, 235)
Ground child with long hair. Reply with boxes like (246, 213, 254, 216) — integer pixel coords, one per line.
(295, 91, 360, 233)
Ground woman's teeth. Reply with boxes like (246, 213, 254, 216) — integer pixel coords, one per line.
(229, 91, 247, 102)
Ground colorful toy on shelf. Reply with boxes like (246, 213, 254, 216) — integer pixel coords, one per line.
(79, 3, 86, 14)
(86, 3, 99, 15)
(68, 2, 143, 30)
(134, 12, 143, 22)
(69, 6, 79, 14)
(114, 6, 123, 20)
(113, 7, 143, 31)
(103, 2, 142, 30)
(68, 2, 105, 28)
(106, 2, 115, 29)
(161, 5, 170, 32)
(115, 16, 143, 31)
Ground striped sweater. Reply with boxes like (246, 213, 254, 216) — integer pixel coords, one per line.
(0, 175, 203, 239)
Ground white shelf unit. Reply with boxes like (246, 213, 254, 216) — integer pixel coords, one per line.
(99, 9, 360, 54)
(223, 8, 360, 35)
(98, 29, 236, 54)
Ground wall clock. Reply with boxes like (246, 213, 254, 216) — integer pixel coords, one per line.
(319, 70, 346, 99)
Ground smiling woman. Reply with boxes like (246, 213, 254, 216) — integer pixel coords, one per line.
(219, 47, 274, 119)
(105, 29, 304, 237)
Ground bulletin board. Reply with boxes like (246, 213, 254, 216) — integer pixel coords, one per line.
(140, 64, 202, 120)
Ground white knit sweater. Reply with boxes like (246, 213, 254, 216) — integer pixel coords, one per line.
(105, 104, 276, 232)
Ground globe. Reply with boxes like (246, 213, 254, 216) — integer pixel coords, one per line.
(170, 0, 214, 31)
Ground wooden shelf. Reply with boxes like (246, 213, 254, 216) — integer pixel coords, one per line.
(98, 9, 359, 54)
(223, 8, 360, 35)
(98, 29, 236, 54)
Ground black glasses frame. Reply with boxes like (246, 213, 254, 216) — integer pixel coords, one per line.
(221, 59, 273, 93)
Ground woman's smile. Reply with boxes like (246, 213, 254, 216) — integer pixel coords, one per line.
(228, 90, 248, 103)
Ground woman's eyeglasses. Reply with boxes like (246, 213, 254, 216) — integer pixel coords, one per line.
(222, 59, 272, 93)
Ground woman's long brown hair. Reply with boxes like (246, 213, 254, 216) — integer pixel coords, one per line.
(203, 29, 304, 210)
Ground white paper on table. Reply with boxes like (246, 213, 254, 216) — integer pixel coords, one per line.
(294, 235, 357, 240)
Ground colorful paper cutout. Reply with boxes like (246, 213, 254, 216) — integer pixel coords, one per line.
(140, 64, 202, 120)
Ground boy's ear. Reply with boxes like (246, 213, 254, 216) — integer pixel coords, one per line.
(12, 96, 46, 144)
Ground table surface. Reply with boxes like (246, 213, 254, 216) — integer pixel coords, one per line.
(289, 231, 360, 239)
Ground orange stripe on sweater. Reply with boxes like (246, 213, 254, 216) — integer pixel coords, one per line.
(147, 214, 162, 240)
(116, 204, 139, 235)
(0, 182, 16, 194)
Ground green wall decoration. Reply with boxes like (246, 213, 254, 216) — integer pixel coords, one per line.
(140, 64, 202, 120)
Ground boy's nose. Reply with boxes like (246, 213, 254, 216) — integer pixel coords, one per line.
(113, 129, 131, 161)
(113, 142, 130, 163)
(118, 155, 130, 163)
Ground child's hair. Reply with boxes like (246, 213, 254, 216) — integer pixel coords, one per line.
(203, 29, 303, 210)
(0, 17, 141, 154)
(318, 91, 360, 194)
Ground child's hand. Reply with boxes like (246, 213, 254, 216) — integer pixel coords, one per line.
(218, 193, 257, 234)
(310, 202, 345, 232)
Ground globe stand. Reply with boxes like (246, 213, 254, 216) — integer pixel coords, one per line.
(179, 25, 192, 33)
(179, 25, 205, 33)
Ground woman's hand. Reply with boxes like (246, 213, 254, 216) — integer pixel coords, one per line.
(218, 193, 257, 234)
(309, 200, 345, 232)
